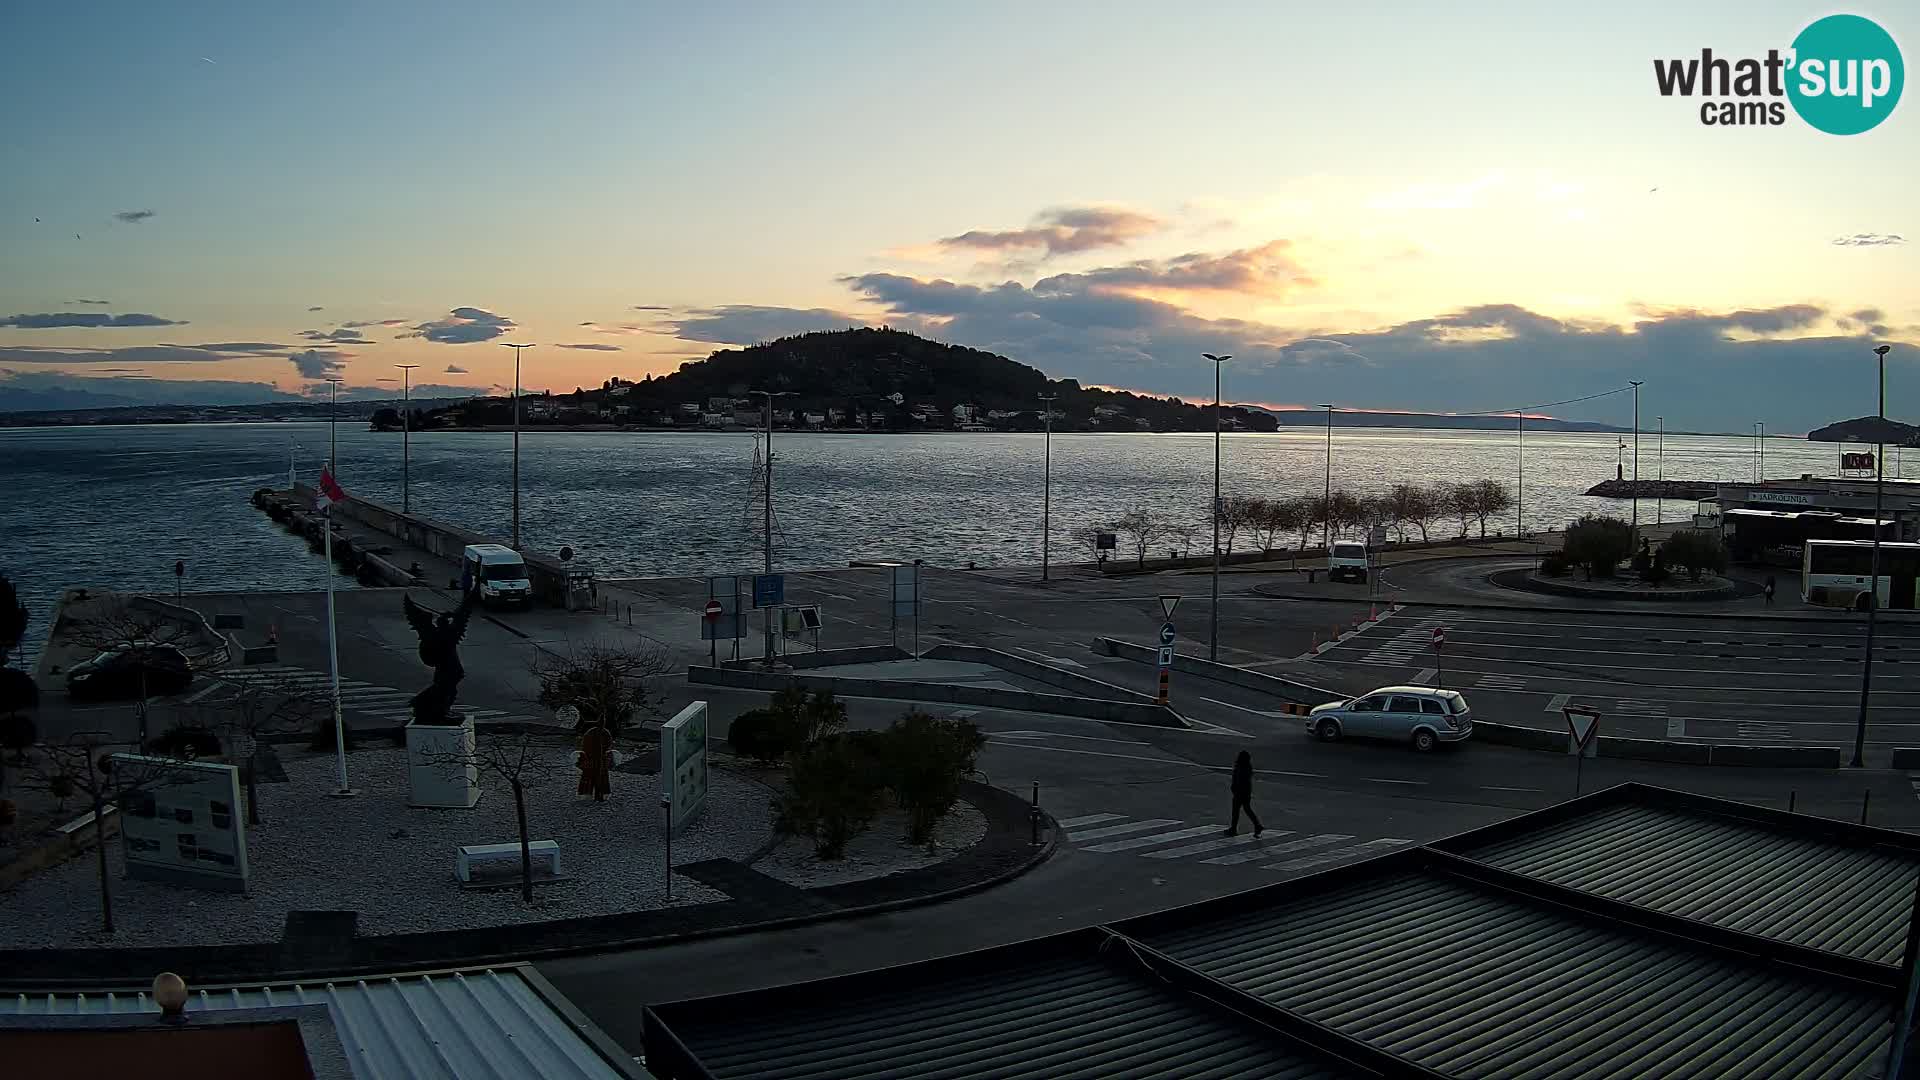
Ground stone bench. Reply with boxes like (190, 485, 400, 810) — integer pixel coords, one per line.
(455, 840, 560, 883)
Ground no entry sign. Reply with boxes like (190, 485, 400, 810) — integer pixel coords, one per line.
(704, 600, 722, 621)
(1432, 627, 1445, 650)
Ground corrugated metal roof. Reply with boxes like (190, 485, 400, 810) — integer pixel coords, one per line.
(0, 967, 638, 1080)
(1129, 869, 1892, 1080)
(1446, 802, 1920, 965)
(647, 932, 1369, 1080)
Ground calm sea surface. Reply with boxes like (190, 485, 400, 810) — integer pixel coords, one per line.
(0, 422, 1879, 654)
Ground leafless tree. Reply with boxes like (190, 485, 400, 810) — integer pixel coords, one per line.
(1246, 497, 1285, 556)
(1464, 479, 1515, 538)
(64, 594, 209, 749)
(1113, 508, 1164, 566)
(1070, 523, 1111, 564)
(531, 639, 674, 738)
(194, 667, 326, 826)
(1387, 484, 1437, 542)
(1219, 496, 1263, 558)
(418, 729, 565, 904)
(1167, 520, 1199, 559)
(21, 731, 194, 934)
(1325, 491, 1368, 542)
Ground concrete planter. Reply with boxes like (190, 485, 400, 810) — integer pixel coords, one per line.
(406, 713, 480, 808)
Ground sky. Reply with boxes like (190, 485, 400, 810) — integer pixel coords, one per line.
(1, 0, 1914, 431)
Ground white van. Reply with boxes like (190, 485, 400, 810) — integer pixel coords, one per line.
(462, 544, 532, 609)
(1328, 541, 1370, 583)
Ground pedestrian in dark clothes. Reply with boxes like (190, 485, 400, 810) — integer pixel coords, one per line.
(1227, 750, 1264, 837)
(1764, 575, 1776, 606)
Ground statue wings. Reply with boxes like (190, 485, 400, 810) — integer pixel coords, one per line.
(403, 592, 476, 646)
(403, 593, 438, 643)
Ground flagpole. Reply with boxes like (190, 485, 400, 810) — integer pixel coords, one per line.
(320, 464, 354, 797)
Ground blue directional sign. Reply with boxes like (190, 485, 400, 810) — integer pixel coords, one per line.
(752, 573, 785, 609)
(1159, 622, 1176, 646)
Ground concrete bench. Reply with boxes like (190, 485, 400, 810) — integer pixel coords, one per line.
(455, 840, 560, 883)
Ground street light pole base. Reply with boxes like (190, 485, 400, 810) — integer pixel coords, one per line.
(328, 788, 360, 799)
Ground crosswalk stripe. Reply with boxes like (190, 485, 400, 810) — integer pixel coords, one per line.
(1145, 832, 1265, 859)
(1083, 824, 1226, 853)
(1207, 833, 1352, 864)
(1069, 818, 1182, 842)
(1263, 838, 1411, 872)
(1200, 833, 1309, 864)
(1058, 813, 1126, 829)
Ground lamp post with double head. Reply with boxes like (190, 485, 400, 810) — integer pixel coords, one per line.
(1629, 380, 1643, 538)
(1853, 344, 1893, 768)
(396, 364, 419, 514)
(1318, 404, 1335, 550)
(1203, 353, 1231, 661)
(1039, 392, 1057, 582)
(498, 343, 533, 549)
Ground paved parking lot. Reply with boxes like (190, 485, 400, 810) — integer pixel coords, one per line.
(1310, 605, 1920, 748)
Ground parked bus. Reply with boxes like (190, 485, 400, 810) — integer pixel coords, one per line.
(1801, 539, 1920, 610)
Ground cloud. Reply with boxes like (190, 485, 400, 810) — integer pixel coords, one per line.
(113, 209, 156, 224)
(1033, 240, 1313, 299)
(579, 321, 659, 336)
(300, 328, 374, 344)
(557, 343, 623, 351)
(937, 205, 1164, 258)
(1832, 233, 1906, 247)
(444, 364, 468, 374)
(66, 299, 112, 305)
(288, 349, 347, 379)
(402, 306, 514, 344)
(1837, 307, 1892, 336)
(0, 342, 280, 364)
(631, 305, 672, 311)
(340, 318, 409, 328)
(1, 311, 185, 328)
(664, 305, 865, 346)
(307, 305, 325, 312)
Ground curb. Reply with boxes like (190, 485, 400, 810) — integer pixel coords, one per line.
(1473, 720, 1847, 769)
(0, 783, 1058, 990)
(1248, 580, 1919, 624)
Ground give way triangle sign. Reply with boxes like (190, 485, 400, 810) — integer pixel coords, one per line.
(1564, 704, 1602, 758)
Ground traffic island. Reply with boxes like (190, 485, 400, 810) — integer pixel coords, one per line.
(1489, 567, 1743, 602)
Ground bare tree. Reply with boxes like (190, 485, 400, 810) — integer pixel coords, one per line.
(1219, 496, 1263, 558)
(1113, 508, 1164, 567)
(194, 668, 326, 826)
(1070, 523, 1111, 564)
(1466, 479, 1514, 538)
(1167, 520, 1199, 560)
(64, 594, 208, 749)
(1247, 497, 1288, 556)
(531, 639, 674, 738)
(21, 731, 193, 934)
(1325, 491, 1368, 542)
(419, 729, 564, 904)
(1387, 484, 1439, 542)
(1442, 482, 1476, 538)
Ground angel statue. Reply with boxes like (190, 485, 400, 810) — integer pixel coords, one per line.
(404, 592, 475, 725)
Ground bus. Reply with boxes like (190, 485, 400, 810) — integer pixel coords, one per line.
(1802, 540, 1920, 610)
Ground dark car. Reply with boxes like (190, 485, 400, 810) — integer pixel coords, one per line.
(65, 644, 193, 701)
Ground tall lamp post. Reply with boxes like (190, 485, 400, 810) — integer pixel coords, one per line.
(1655, 415, 1665, 527)
(327, 378, 340, 474)
(1629, 381, 1643, 538)
(1854, 344, 1893, 768)
(1516, 409, 1525, 538)
(1319, 404, 1335, 550)
(1758, 421, 1767, 481)
(751, 389, 795, 666)
(1203, 353, 1232, 661)
(396, 363, 419, 514)
(1039, 392, 1057, 582)
(499, 343, 533, 549)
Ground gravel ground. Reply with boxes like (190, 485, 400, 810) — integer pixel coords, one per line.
(3, 747, 775, 949)
(752, 801, 988, 889)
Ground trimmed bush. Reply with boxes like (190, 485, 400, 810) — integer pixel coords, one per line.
(875, 711, 987, 848)
(1562, 515, 1634, 579)
(727, 708, 786, 764)
(1539, 554, 1569, 577)
(773, 734, 883, 859)
(1661, 529, 1728, 582)
(151, 724, 222, 760)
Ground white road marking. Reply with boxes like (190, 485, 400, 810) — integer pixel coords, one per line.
(1084, 824, 1227, 853)
(1363, 777, 1426, 786)
(1482, 785, 1542, 793)
(1144, 832, 1266, 859)
(1413, 668, 1437, 684)
(1057, 812, 1126, 828)
(1264, 837, 1411, 872)
(1069, 818, 1182, 841)
(1545, 693, 1571, 713)
(1667, 716, 1687, 738)
(1204, 835, 1319, 865)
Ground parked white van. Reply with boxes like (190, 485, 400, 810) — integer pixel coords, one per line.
(462, 544, 532, 609)
(1328, 541, 1370, 583)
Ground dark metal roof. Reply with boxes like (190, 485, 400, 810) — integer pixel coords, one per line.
(1125, 865, 1893, 1080)
(643, 929, 1376, 1080)
(1439, 796, 1920, 965)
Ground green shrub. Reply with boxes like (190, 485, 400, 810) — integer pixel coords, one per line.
(770, 684, 847, 748)
(151, 724, 222, 760)
(773, 735, 882, 859)
(1660, 529, 1728, 582)
(1562, 515, 1634, 579)
(1539, 554, 1569, 577)
(0, 668, 37, 717)
(874, 711, 987, 848)
(727, 708, 786, 764)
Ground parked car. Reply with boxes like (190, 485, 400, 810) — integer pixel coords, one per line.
(1328, 541, 1370, 583)
(1306, 686, 1471, 751)
(65, 643, 193, 701)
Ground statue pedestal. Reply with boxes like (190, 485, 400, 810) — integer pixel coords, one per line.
(406, 712, 480, 808)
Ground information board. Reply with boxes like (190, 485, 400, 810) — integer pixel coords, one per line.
(113, 754, 249, 893)
(662, 701, 709, 834)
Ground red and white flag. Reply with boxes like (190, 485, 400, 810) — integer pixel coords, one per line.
(314, 467, 348, 512)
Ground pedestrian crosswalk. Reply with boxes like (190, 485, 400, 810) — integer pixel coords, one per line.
(1058, 812, 1413, 873)
(207, 664, 535, 726)
(1351, 610, 1462, 667)
(1475, 673, 1527, 691)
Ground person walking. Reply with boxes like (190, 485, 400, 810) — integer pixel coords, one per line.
(1764, 575, 1776, 607)
(1227, 749, 1264, 837)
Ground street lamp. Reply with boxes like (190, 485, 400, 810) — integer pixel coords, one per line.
(326, 377, 342, 474)
(499, 343, 533, 549)
(1203, 352, 1231, 662)
(1853, 343, 1893, 768)
(396, 363, 419, 514)
(1515, 409, 1525, 539)
(751, 389, 796, 666)
(1655, 415, 1665, 527)
(1039, 392, 1057, 582)
(1629, 380, 1643, 538)
(1318, 404, 1335, 551)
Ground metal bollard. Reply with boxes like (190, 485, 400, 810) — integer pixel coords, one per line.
(1029, 781, 1041, 847)
(1862, 789, 1871, 826)
(1788, 790, 1796, 814)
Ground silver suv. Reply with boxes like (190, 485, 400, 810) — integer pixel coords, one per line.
(1306, 686, 1472, 752)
